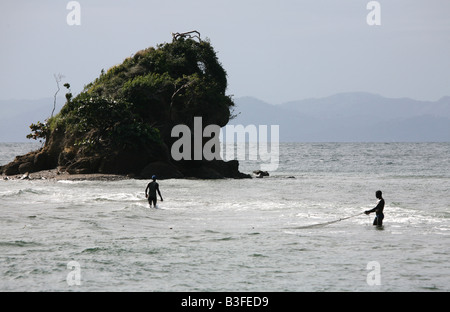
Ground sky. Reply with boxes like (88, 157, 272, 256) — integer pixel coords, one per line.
(1, 0, 450, 105)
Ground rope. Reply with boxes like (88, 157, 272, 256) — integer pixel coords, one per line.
(291, 212, 364, 229)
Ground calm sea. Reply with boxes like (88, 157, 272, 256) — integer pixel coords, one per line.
(1, 142, 449, 291)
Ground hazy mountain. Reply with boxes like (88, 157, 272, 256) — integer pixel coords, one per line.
(1, 93, 449, 142)
(230, 93, 450, 142)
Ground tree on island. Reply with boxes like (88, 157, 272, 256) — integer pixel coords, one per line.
(1, 32, 249, 179)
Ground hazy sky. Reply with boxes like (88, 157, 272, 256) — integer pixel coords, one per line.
(1, 0, 450, 104)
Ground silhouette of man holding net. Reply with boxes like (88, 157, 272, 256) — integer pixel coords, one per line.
(365, 190, 385, 227)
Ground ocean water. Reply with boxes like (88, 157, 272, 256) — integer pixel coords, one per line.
(0, 142, 449, 292)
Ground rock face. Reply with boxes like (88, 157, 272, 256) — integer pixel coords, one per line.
(1, 35, 250, 179)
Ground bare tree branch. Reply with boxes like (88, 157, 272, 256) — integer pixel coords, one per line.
(172, 30, 201, 42)
(170, 79, 196, 121)
(52, 73, 65, 118)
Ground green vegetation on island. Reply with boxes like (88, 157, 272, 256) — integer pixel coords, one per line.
(1, 32, 249, 179)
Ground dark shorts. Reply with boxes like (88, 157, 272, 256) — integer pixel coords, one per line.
(148, 196, 157, 203)
(373, 213, 384, 226)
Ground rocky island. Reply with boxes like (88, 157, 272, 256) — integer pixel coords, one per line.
(1, 32, 250, 180)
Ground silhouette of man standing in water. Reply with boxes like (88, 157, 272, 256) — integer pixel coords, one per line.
(365, 190, 385, 226)
(145, 175, 163, 208)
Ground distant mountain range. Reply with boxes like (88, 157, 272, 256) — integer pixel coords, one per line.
(229, 93, 450, 142)
(1, 93, 449, 142)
